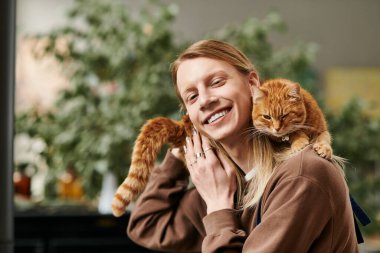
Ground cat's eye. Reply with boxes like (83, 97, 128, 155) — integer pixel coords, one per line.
(263, 115, 272, 120)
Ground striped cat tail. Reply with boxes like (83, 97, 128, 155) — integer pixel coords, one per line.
(111, 115, 191, 217)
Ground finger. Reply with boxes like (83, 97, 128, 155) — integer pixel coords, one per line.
(192, 128, 204, 161)
(200, 134, 220, 163)
(185, 135, 194, 158)
(201, 135, 215, 159)
(184, 137, 196, 172)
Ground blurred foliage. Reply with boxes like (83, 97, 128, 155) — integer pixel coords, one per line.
(327, 100, 380, 234)
(211, 12, 319, 97)
(15, 0, 379, 232)
(16, 0, 182, 197)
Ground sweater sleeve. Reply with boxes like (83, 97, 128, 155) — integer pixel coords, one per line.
(202, 209, 247, 253)
(202, 176, 333, 253)
(127, 150, 206, 252)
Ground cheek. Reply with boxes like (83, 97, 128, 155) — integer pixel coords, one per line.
(289, 117, 304, 127)
(259, 120, 272, 129)
(238, 94, 253, 117)
(281, 113, 304, 132)
(186, 109, 199, 126)
(251, 104, 266, 127)
(287, 110, 305, 125)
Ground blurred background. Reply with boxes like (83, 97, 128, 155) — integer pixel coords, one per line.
(13, 0, 380, 252)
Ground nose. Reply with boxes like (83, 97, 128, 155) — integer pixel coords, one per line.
(199, 91, 218, 110)
(273, 120, 281, 131)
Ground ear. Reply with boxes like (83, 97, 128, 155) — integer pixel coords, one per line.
(248, 71, 260, 88)
(288, 82, 301, 101)
(252, 85, 265, 104)
(248, 71, 263, 104)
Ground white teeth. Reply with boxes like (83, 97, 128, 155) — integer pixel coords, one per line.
(207, 110, 227, 124)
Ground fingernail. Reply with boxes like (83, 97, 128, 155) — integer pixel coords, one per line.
(183, 146, 187, 153)
(186, 137, 190, 143)
(193, 128, 197, 135)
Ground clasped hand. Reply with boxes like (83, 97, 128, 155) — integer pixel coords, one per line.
(179, 129, 237, 214)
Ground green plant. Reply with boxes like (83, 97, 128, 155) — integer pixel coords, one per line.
(327, 99, 380, 234)
(17, 0, 182, 197)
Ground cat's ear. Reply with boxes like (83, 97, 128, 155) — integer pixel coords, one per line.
(252, 85, 265, 104)
(288, 82, 301, 101)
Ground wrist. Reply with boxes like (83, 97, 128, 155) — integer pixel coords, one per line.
(203, 209, 240, 235)
(206, 200, 234, 214)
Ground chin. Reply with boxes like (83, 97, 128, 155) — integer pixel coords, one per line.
(208, 125, 241, 143)
(271, 133, 284, 137)
(202, 129, 226, 141)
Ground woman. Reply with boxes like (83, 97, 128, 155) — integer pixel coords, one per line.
(127, 40, 358, 252)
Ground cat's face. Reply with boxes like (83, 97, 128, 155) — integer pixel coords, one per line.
(252, 79, 306, 137)
(176, 57, 258, 144)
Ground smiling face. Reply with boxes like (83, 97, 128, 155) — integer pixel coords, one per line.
(177, 57, 258, 145)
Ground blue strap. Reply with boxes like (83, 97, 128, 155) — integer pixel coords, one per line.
(349, 193, 371, 244)
(256, 194, 371, 244)
(350, 194, 371, 226)
(256, 197, 262, 225)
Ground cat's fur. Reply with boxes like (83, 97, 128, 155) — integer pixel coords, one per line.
(252, 78, 332, 159)
(111, 115, 193, 217)
(111, 78, 332, 217)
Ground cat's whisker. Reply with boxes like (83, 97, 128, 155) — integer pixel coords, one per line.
(242, 127, 264, 135)
(240, 127, 261, 140)
(241, 127, 257, 134)
(241, 127, 268, 142)
(250, 130, 269, 140)
(240, 128, 256, 139)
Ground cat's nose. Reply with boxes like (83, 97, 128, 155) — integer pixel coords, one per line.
(273, 125, 281, 132)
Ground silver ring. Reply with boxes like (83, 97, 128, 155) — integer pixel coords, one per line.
(203, 147, 213, 153)
(195, 152, 203, 159)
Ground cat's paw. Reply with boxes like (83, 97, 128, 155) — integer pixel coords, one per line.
(313, 142, 332, 159)
(290, 138, 309, 153)
(290, 140, 309, 154)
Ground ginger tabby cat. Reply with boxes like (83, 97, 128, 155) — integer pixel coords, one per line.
(251, 78, 332, 159)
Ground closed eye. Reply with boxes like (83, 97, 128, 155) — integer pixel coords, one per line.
(186, 93, 198, 104)
(210, 78, 226, 87)
(281, 113, 289, 120)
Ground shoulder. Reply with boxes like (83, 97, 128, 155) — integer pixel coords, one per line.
(271, 145, 348, 200)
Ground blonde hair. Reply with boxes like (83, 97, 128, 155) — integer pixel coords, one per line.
(170, 39, 276, 208)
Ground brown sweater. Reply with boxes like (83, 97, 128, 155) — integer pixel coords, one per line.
(127, 146, 358, 253)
